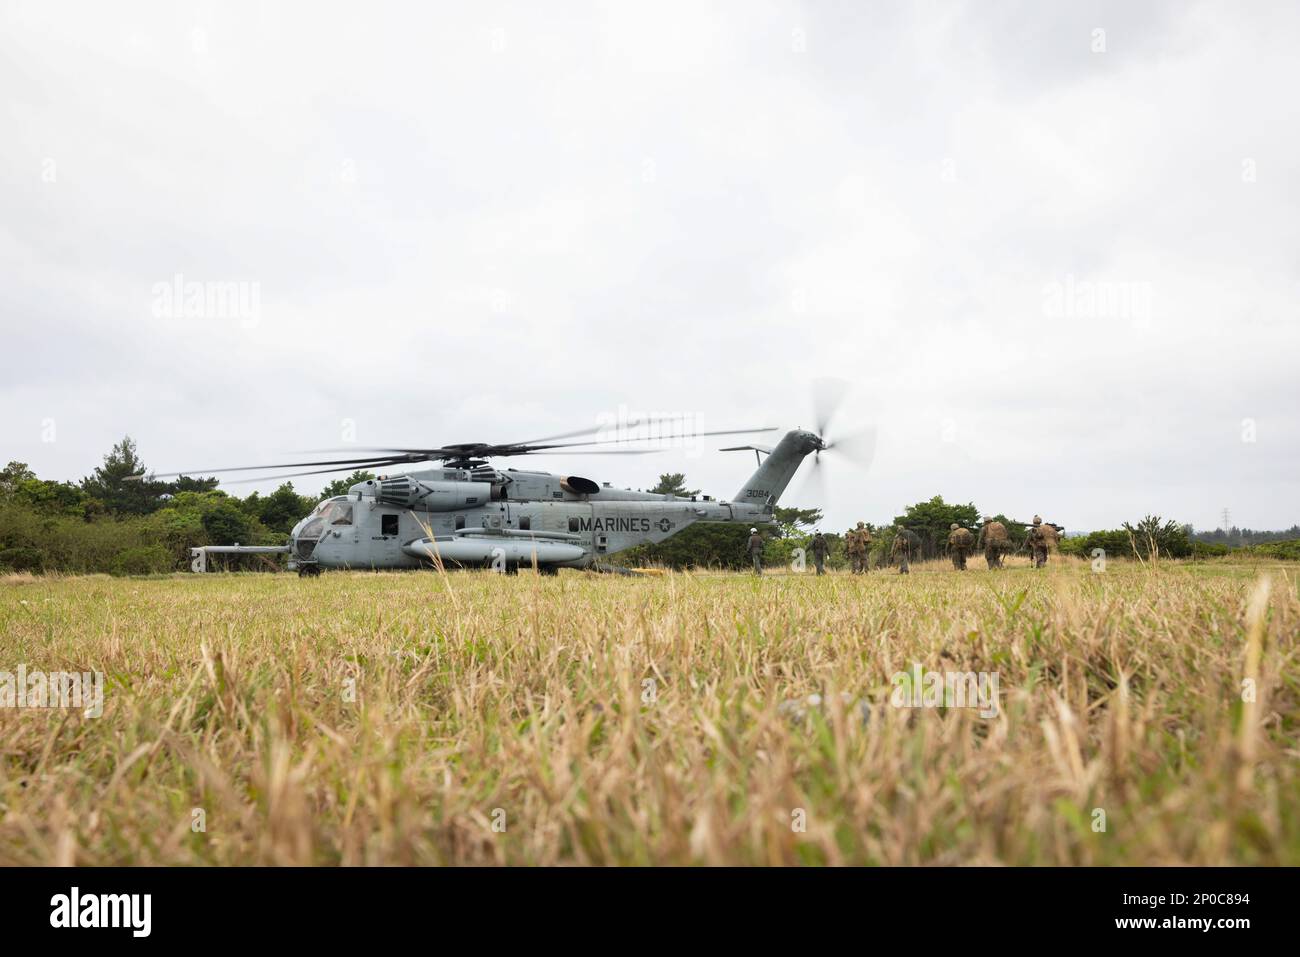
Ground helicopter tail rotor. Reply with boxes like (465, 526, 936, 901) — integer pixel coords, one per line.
(793, 378, 878, 504)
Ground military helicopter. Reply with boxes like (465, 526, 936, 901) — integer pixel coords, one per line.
(153, 394, 871, 576)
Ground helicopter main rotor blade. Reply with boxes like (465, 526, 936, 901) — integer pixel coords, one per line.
(515, 449, 661, 456)
(223, 448, 660, 484)
(298, 416, 694, 458)
(216, 461, 422, 485)
(503, 415, 688, 447)
(527, 425, 777, 452)
(297, 446, 459, 456)
(131, 454, 424, 481)
(144, 423, 777, 485)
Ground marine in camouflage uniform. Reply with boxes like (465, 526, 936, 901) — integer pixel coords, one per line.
(977, 518, 1009, 569)
(890, 526, 911, 574)
(846, 521, 871, 574)
(811, 531, 829, 576)
(947, 522, 974, 571)
(857, 523, 873, 573)
(1027, 515, 1057, 568)
(748, 527, 765, 575)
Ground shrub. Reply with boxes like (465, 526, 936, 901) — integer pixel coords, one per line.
(0, 544, 45, 572)
(110, 545, 173, 576)
(1253, 540, 1300, 561)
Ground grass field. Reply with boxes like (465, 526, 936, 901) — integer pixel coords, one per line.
(1, 556, 1296, 865)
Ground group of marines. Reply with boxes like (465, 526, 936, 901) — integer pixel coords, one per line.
(800, 515, 1061, 576)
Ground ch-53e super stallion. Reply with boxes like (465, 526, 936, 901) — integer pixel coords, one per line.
(147, 397, 870, 576)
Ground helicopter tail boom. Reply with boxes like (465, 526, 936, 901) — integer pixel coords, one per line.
(731, 429, 822, 507)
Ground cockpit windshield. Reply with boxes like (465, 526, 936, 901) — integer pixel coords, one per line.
(314, 498, 353, 526)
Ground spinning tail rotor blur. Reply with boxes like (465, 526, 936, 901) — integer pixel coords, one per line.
(798, 377, 878, 506)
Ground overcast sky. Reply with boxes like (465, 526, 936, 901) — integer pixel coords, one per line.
(2, 0, 1297, 532)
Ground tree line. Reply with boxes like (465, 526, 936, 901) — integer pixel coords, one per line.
(0, 437, 372, 575)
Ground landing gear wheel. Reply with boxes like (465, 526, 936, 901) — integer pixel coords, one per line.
(298, 564, 321, 578)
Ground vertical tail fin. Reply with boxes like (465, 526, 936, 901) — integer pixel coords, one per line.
(732, 430, 821, 506)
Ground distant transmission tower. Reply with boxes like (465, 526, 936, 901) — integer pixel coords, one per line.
(1221, 508, 1231, 532)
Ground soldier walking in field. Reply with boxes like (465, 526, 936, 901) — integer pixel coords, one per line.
(1026, 515, 1058, 568)
(748, 527, 765, 575)
(977, 517, 1008, 569)
(947, 522, 974, 571)
(844, 522, 863, 574)
(891, 526, 911, 574)
(852, 521, 873, 574)
(811, 530, 828, 576)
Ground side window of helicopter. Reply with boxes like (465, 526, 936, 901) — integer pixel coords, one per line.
(454, 515, 465, 530)
(381, 514, 399, 537)
(518, 516, 531, 531)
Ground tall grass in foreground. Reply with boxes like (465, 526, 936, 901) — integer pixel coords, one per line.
(0, 558, 1295, 865)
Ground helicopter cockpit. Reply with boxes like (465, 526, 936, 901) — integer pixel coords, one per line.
(293, 497, 353, 559)
(313, 498, 354, 526)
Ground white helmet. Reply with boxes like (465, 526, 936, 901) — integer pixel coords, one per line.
(750, 527, 757, 533)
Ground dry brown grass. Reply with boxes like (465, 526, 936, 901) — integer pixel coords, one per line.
(1, 557, 1296, 865)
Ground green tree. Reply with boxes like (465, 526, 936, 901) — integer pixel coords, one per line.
(201, 500, 253, 545)
(2, 463, 86, 515)
(649, 473, 699, 497)
(1122, 515, 1191, 560)
(773, 505, 823, 534)
(757, 505, 826, 568)
(80, 436, 169, 516)
(13, 478, 86, 516)
(170, 475, 220, 493)
(257, 483, 314, 535)
(892, 495, 981, 560)
(0, 462, 37, 498)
